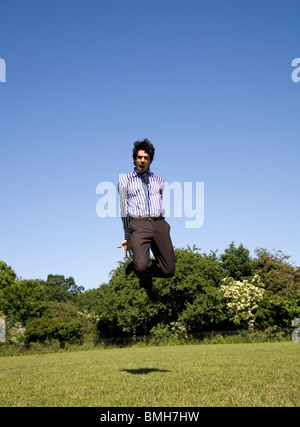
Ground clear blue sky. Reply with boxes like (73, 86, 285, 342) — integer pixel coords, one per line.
(1, 0, 299, 290)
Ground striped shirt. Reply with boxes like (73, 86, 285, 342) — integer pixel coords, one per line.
(118, 168, 165, 239)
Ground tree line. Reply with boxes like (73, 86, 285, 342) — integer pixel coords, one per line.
(0, 242, 300, 345)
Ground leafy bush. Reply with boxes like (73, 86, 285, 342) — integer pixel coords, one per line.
(220, 274, 265, 329)
(25, 302, 83, 343)
(1, 242, 300, 349)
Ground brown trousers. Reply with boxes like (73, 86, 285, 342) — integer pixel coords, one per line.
(129, 218, 175, 288)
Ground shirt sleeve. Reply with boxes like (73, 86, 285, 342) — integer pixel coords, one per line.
(118, 178, 131, 240)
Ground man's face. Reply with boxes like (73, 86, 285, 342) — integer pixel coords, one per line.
(135, 150, 151, 174)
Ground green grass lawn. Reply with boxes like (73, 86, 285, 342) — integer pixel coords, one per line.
(0, 342, 299, 407)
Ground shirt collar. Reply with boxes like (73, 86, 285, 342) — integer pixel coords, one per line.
(134, 167, 152, 176)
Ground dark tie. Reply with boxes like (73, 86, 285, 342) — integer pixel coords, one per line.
(139, 172, 149, 185)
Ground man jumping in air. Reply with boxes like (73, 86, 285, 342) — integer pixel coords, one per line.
(118, 139, 175, 302)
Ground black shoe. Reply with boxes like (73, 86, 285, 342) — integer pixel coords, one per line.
(145, 284, 158, 303)
(125, 261, 135, 276)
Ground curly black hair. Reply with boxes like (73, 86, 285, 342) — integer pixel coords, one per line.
(132, 139, 155, 164)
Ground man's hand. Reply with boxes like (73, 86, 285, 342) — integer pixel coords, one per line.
(117, 239, 133, 258)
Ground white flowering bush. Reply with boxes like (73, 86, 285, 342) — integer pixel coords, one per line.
(220, 274, 265, 329)
(170, 321, 188, 339)
(9, 322, 25, 345)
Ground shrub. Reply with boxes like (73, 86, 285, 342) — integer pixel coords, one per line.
(220, 275, 265, 329)
(25, 302, 83, 344)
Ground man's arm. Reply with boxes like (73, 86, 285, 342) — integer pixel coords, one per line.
(117, 178, 132, 257)
(118, 178, 130, 238)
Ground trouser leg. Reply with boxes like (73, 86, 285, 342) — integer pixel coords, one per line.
(129, 219, 175, 287)
(150, 219, 175, 278)
(129, 219, 153, 289)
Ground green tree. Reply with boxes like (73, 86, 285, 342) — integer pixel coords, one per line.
(96, 264, 155, 338)
(76, 244, 300, 338)
(220, 242, 254, 280)
(179, 285, 228, 332)
(0, 261, 17, 289)
(89, 246, 226, 338)
(253, 248, 299, 297)
(77, 286, 104, 313)
(1, 279, 50, 325)
(25, 301, 83, 343)
(254, 290, 300, 328)
(154, 247, 225, 324)
(42, 274, 84, 302)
